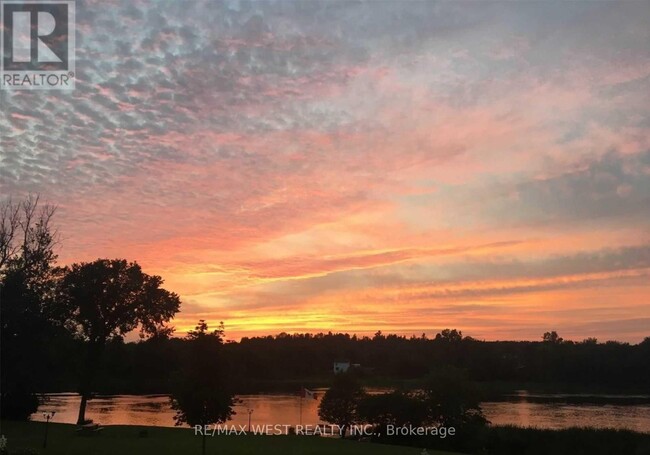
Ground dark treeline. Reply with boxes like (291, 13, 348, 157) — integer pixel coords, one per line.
(37, 329, 650, 395)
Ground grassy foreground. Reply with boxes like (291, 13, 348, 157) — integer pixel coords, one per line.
(479, 425, 650, 455)
(0, 421, 458, 455)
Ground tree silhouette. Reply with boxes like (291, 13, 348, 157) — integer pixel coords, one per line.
(318, 372, 366, 438)
(0, 195, 57, 276)
(435, 328, 463, 342)
(57, 259, 180, 424)
(542, 331, 564, 344)
(419, 366, 487, 429)
(170, 320, 235, 455)
(358, 390, 426, 431)
(0, 195, 58, 419)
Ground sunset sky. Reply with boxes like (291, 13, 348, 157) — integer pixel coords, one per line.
(1, 1, 649, 342)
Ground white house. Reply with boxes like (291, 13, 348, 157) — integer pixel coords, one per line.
(333, 361, 351, 374)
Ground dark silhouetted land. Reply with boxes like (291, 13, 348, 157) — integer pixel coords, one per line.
(0, 421, 458, 455)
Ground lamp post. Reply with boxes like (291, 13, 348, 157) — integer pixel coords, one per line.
(247, 409, 254, 432)
(42, 411, 56, 448)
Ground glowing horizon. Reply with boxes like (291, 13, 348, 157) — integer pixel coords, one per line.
(1, 1, 649, 342)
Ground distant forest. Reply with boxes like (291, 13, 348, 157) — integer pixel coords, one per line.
(37, 329, 650, 395)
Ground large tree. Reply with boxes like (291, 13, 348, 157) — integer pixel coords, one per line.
(318, 372, 366, 438)
(57, 259, 181, 424)
(357, 390, 426, 432)
(418, 366, 487, 429)
(171, 320, 236, 455)
(0, 195, 59, 419)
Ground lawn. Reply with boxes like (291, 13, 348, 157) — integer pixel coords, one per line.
(0, 421, 459, 455)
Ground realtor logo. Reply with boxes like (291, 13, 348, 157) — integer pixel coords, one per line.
(1, 0, 75, 90)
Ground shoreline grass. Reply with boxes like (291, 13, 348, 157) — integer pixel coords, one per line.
(0, 421, 459, 455)
(3, 421, 649, 455)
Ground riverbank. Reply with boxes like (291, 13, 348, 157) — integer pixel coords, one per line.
(432, 426, 650, 455)
(367, 425, 650, 454)
(3, 421, 650, 455)
(0, 421, 458, 455)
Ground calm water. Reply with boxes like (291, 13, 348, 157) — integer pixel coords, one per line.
(32, 392, 650, 433)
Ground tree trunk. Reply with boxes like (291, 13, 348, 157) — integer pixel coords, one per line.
(202, 432, 206, 455)
(76, 394, 88, 425)
(76, 340, 104, 425)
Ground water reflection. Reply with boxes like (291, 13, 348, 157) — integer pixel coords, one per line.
(32, 392, 650, 433)
(32, 393, 323, 429)
(482, 401, 650, 432)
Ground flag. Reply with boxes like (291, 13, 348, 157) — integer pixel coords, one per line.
(300, 388, 318, 400)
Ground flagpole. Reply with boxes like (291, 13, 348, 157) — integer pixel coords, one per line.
(299, 387, 303, 427)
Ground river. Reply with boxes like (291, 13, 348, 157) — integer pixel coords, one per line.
(32, 392, 650, 433)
